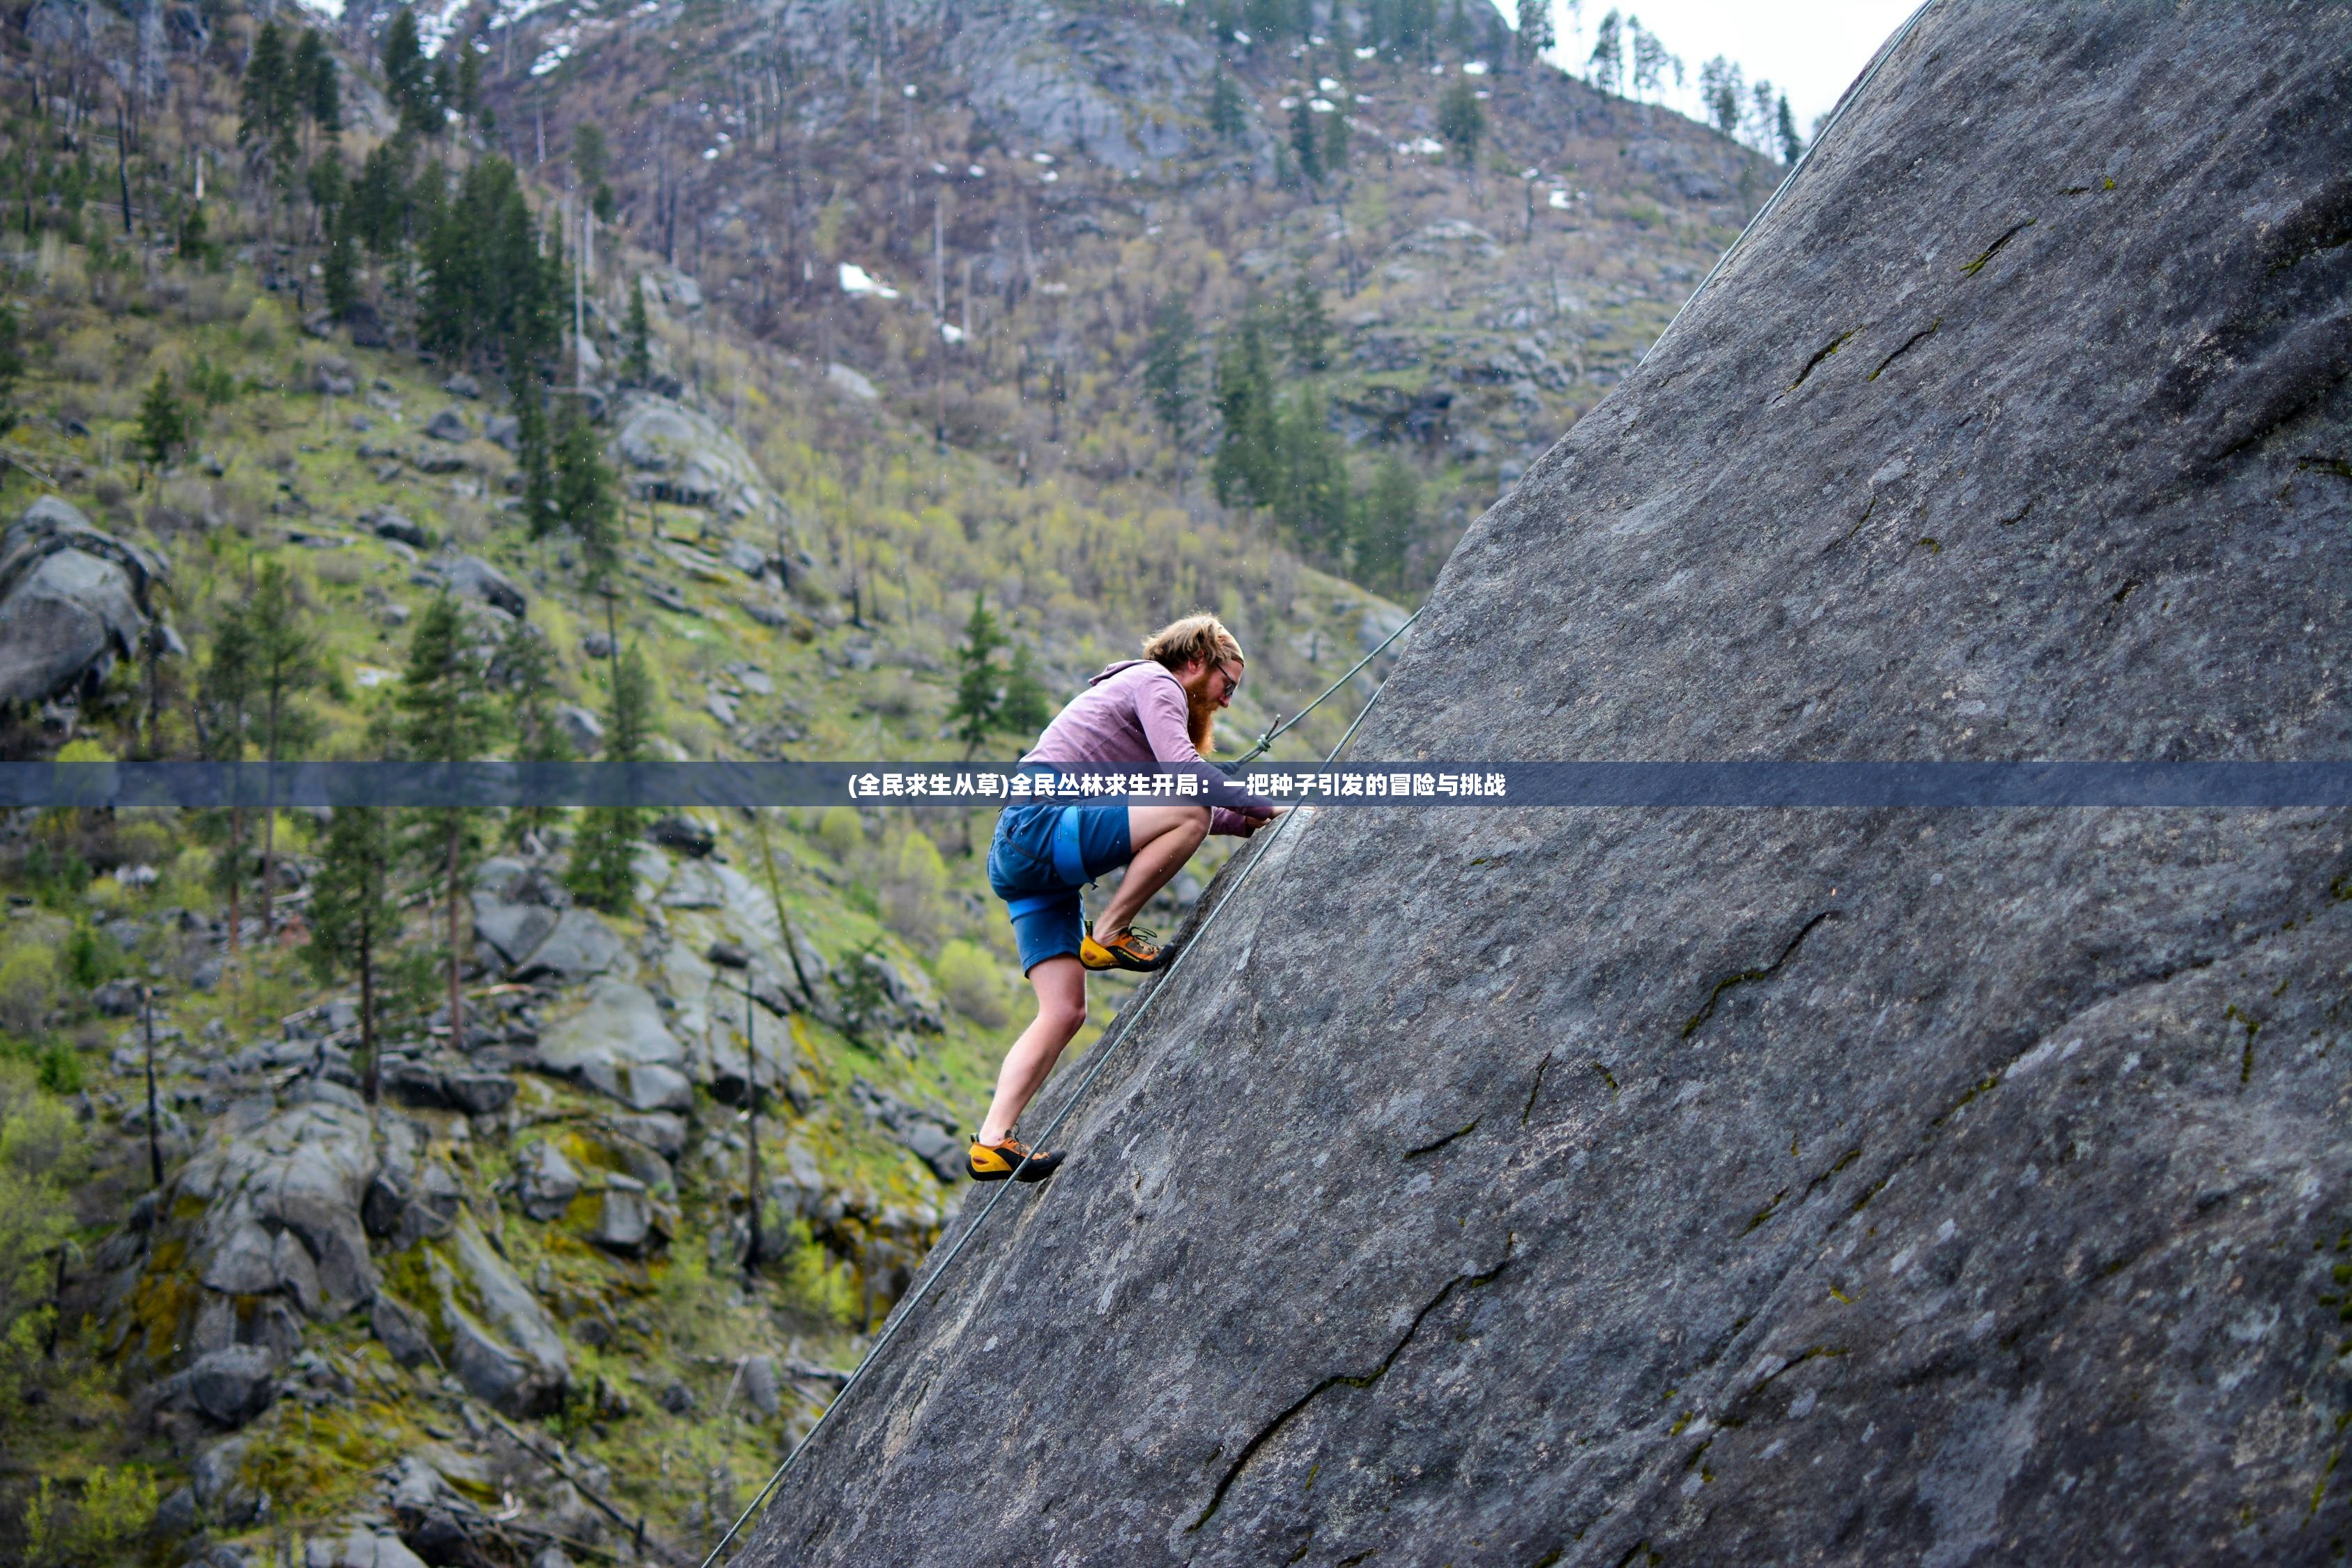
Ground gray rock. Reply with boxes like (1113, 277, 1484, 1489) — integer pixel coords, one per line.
(612, 393, 767, 513)
(472, 899, 558, 967)
(371, 511, 431, 549)
(516, 1139, 583, 1222)
(190, 1434, 259, 1525)
(741, 10, 2352, 1568)
(486, 413, 521, 452)
(422, 407, 472, 442)
(336, 1528, 429, 1568)
(603, 1111, 687, 1162)
(178, 1100, 378, 1319)
(369, 1292, 441, 1370)
(443, 1071, 514, 1116)
(532, 1548, 576, 1568)
(441, 373, 482, 399)
(0, 495, 166, 702)
(181, 1345, 276, 1427)
(511, 907, 623, 982)
(441, 1213, 567, 1416)
(555, 703, 605, 755)
(443, 555, 526, 618)
(740, 1354, 779, 1420)
(590, 1174, 659, 1256)
(536, 978, 689, 1112)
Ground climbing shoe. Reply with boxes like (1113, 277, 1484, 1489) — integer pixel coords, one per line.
(1080, 921, 1167, 973)
(967, 1133, 1063, 1183)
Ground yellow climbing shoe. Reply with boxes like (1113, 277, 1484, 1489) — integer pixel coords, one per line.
(967, 1132, 1062, 1183)
(1080, 921, 1167, 973)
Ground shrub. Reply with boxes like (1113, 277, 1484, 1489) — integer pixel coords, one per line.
(63, 922, 121, 990)
(33, 1042, 79, 1096)
(880, 831, 948, 946)
(815, 805, 863, 863)
(0, 945, 57, 1035)
(935, 939, 1009, 1028)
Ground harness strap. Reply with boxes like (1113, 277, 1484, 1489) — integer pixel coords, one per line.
(1050, 804, 1087, 888)
(1004, 889, 1074, 921)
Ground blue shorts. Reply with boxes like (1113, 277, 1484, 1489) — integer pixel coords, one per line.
(987, 799, 1133, 973)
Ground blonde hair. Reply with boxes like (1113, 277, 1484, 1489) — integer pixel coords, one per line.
(1142, 613, 1243, 672)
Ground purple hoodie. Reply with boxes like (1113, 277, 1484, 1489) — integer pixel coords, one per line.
(1020, 659, 1273, 836)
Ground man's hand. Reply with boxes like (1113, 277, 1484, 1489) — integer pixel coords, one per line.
(1238, 807, 1290, 837)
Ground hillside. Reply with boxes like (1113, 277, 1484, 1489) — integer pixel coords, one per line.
(0, 2, 1785, 1566)
(741, 3, 2352, 1566)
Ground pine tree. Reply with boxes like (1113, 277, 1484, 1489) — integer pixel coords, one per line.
(624, 276, 652, 384)
(294, 29, 340, 137)
(455, 48, 483, 130)
(397, 595, 502, 1054)
(1516, 0, 1554, 63)
(1438, 77, 1485, 167)
(572, 124, 608, 191)
(307, 806, 396, 1102)
(1283, 267, 1331, 374)
(1208, 72, 1250, 142)
(567, 645, 655, 914)
(999, 643, 1052, 743)
(323, 217, 357, 318)
(247, 561, 320, 940)
(498, 617, 571, 845)
(383, 8, 436, 140)
(1699, 56, 1744, 137)
(1776, 93, 1804, 163)
(0, 306, 24, 436)
(197, 601, 256, 964)
(1353, 449, 1420, 590)
(1143, 296, 1197, 451)
(239, 22, 294, 166)
(1587, 8, 1623, 94)
(1321, 95, 1351, 178)
(554, 399, 620, 581)
(1212, 308, 1279, 511)
(1288, 96, 1323, 185)
(1272, 386, 1349, 560)
(136, 371, 187, 469)
(516, 387, 558, 540)
(949, 594, 1006, 759)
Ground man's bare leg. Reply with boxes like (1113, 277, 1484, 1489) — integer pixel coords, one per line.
(978, 955, 1086, 1143)
(1094, 804, 1209, 940)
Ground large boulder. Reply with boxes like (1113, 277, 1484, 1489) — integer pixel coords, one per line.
(536, 977, 691, 1112)
(176, 1100, 378, 1324)
(436, 1213, 568, 1417)
(176, 1345, 277, 1429)
(744, 10, 2352, 1568)
(611, 392, 772, 518)
(0, 496, 167, 702)
(510, 907, 623, 981)
(442, 554, 527, 618)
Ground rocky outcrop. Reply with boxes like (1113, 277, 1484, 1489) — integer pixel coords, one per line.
(433, 1212, 570, 1417)
(0, 495, 169, 703)
(178, 1100, 380, 1326)
(536, 976, 692, 1112)
(612, 392, 775, 519)
(747, 9, 2352, 1567)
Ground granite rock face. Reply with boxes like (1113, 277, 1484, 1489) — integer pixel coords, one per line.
(749, 8, 2352, 1567)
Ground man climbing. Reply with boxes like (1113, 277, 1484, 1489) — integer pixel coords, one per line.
(969, 613, 1279, 1183)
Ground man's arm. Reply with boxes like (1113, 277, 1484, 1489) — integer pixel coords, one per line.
(1134, 668, 1275, 835)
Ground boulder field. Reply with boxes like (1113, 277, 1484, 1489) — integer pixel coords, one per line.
(746, 6, 2352, 1565)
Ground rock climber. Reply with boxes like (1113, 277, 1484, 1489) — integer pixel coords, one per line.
(967, 613, 1279, 1183)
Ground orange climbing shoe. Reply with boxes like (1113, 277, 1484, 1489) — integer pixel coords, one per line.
(1080, 921, 1167, 973)
(967, 1132, 1063, 1183)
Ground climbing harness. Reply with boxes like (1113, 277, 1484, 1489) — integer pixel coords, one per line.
(1639, 0, 1937, 368)
(697, 664, 1405, 1567)
(1226, 604, 1424, 769)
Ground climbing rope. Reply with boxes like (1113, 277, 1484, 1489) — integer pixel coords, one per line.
(698, 676, 1399, 1567)
(1639, 0, 1937, 368)
(1226, 604, 1424, 769)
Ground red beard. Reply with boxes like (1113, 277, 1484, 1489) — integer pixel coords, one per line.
(1185, 673, 1219, 756)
